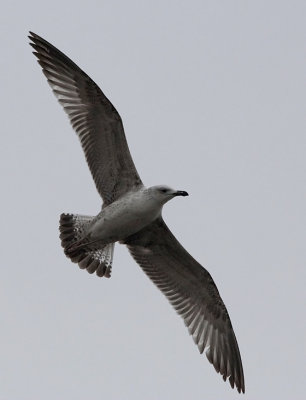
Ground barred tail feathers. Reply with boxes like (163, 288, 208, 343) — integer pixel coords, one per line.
(59, 213, 114, 278)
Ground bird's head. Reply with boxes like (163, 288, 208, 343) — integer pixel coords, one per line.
(148, 185, 189, 205)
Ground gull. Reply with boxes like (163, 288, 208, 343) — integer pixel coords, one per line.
(29, 32, 245, 393)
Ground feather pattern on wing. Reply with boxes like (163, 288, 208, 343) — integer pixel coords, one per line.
(124, 217, 245, 393)
(29, 32, 143, 204)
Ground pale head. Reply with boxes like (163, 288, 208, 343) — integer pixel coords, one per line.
(147, 185, 189, 205)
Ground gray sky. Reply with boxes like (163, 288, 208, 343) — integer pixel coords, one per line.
(1, 1, 305, 399)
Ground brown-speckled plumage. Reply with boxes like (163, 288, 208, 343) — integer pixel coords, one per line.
(29, 32, 245, 393)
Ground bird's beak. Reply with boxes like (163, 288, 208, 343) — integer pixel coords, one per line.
(174, 190, 189, 197)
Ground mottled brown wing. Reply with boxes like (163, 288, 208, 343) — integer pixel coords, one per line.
(124, 217, 245, 393)
(29, 32, 142, 204)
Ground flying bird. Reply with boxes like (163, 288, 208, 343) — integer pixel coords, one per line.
(29, 32, 245, 393)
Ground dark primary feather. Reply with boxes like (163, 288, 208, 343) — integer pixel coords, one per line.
(124, 218, 245, 393)
(29, 31, 142, 204)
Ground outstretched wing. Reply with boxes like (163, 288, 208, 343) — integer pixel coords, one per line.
(124, 218, 245, 393)
(29, 32, 143, 204)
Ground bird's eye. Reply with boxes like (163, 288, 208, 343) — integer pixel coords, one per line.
(160, 188, 167, 193)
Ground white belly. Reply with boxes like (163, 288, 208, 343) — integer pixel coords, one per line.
(87, 190, 161, 243)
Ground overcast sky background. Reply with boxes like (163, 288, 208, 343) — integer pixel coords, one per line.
(1, 1, 305, 399)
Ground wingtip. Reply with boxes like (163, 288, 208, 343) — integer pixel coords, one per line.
(28, 32, 39, 47)
(233, 376, 245, 394)
(28, 31, 45, 45)
(29, 31, 38, 38)
(28, 31, 35, 41)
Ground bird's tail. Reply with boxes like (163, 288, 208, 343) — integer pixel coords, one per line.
(59, 213, 114, 278)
